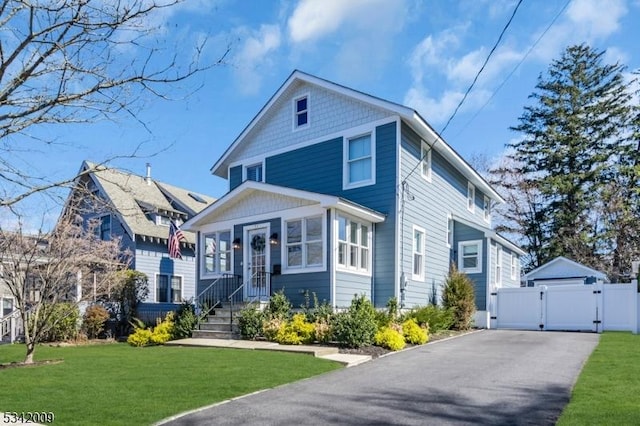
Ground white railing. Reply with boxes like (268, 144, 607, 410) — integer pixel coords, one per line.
(1, 309, 24, 343)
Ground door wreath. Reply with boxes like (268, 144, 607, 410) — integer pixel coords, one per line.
(250, 234, 266, 251)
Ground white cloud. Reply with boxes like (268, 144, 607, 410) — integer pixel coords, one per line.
(232, 25, 282, 95)
(566, 0, 627, 38)
(407, 28, 463, 83)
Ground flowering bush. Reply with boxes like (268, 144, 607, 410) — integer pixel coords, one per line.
(374, 327, 406, 351)
(127, 312, 175, 347)
(402, 318, 429, 345)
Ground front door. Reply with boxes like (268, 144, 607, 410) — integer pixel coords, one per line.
(245, 227, 270, 300)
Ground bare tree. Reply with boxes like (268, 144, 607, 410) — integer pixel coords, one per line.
(0, 0, 227, 207)
(0, 215, 130, 364)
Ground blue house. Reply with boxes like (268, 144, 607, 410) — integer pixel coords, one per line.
(66, 161, 215, 318)
(183, 71, 524, 327)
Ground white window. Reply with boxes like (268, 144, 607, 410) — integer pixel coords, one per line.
(458, 240, 482, 274)
(337, 215, 371, 274)
(467, 183, 475, 212)
(156, 274, 182, 303)
(202, 231, 232, 276)
(495, 246, 502, 285)
(245, 163, 263, 182)
(510, 253, 517, 280)
(421, 141, 432, 181)
(294, 95, 308, 129)
(285, 216, 324, 270)
(157, 215, 171, 226)
(483, 196, 491, 222)
(344, 133, 375, 188)
(412, 226, 425, 280)
(446, 216, 453, 247)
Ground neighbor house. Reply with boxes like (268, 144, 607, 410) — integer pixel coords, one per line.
(183, 71, 524, 327)
(64, 161, 215, 317)
(521, 256, 610, 287)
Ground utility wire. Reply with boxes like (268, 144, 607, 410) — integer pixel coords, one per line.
(401, 0, 524, 186)
(440, 0, 524, 136)
(450, 0, 571, 141)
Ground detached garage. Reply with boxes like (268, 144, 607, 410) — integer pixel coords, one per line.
(521, 256, 609, 287)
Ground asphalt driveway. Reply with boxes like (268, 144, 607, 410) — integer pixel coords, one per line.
(161, 330, 599, 425)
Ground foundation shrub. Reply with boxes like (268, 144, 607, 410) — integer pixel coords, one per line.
(404, 305, 455, 333)
(332, 294, 377, 348)
(442, 265, 476, 330)
(82, 304, 110, 339)
(402, 318, 429, 345)
(374, 327, 406, 351)
(238, 304, 265, 340)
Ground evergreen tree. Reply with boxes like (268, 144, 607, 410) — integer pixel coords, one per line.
(496, 44, 638, 275)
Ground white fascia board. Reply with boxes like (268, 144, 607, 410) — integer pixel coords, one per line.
(405, 112, 505, 204)
(452, 214, 525, 256)
(334, 200, 386, 223)
(521, 256, 608, 281)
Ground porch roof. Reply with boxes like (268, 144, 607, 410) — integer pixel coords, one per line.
(182, 181, 386, 230)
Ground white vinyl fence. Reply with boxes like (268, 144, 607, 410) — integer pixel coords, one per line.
(494, 283, 639, 333)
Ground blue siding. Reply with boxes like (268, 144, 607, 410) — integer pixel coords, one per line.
(335, 271, 371, 308)
(229, 165, 242, 190)
(266, 122, 397, 307)
(453, 222, 487, 310)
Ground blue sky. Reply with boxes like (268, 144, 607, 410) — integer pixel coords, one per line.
(4, 0, 640, 230)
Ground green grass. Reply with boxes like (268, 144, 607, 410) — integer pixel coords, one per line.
(557, 332, 640, 425)
(0, 343, 341, 425)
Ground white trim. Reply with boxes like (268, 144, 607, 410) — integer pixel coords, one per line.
(510, 252, 517, 280)
(412, 225, 425, 281)
(154, 273, 184, 303)
(242, 160, 265, 183)
(343, 130, 377, 190)
(446, 214, 453, 248)
(467, 182, 475, 213)
(458, 240, 483, 274)
(420, 140, 432, 182)
(336, 213, 372, 277)
(495, 245, 502, 286)
(330, 209, 336, 307)
(281, 212, 327, 274)
(200, 229, 234, 279)
(451, 214, 526, 256)
(521, 256, 609, 282)
(292, 93, 310, 131)
(483, 195, 491, 223)
(395, 117, 402, 303)
(244, 223, 271, 299)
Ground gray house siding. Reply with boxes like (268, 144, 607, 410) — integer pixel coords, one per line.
(452, 222, 487, 310)
(265, 122, 397, 307)
(335, 271, 371, 308)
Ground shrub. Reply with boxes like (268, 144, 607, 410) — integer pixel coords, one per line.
(265, 290, 292, 320)
(262, 317, 285, 341)
(405, 305, 455, 332)
(32, 302, 80, 342)
(127, 328, 152, 347)
(278, 313, 315, 345)
(83, 304, 110, 339)
(150, 312, 174, 344)
(172, 301, 199, 339)
(374, 327, 406, 351)
(332, 294, 378, 348)
(314, 318, 332, 344)
(238, 304, 265, 340)
(300, 291, 333, 323)
(402, 318, 429, 345)
(442, 265, 476, 330)
(110, 270, 149, 337)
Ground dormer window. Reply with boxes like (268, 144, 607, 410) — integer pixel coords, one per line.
(245, 163, 264, 182)
(157, 215, 171, 226)
(294, 95, 308, 129)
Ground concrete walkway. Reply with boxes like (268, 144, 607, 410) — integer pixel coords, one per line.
(165, 337, 372, 367)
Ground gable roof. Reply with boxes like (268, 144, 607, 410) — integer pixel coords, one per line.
(182, 180, 385, 231)
(211, 70, 504, 203)
(522, 256, 609, 282)
(78, 161, 215, 243)
(452, 214, 526, 256)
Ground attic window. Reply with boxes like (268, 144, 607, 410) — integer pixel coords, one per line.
(188, 192, 206, 203)
(294, 95, 308, 129)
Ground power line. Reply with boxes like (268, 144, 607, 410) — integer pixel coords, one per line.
(450, 0, 571, 141)
(440, 0, 524, 136)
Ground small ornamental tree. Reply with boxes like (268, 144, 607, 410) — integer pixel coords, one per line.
(111, 270, 149, 336)
(442, 265, 476, 330)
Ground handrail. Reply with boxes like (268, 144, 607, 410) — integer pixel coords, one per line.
(196, 274, 243, 319)
(1, 309, 23, 343)
(229, 271, 271, 328)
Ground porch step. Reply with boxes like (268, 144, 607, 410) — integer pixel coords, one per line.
(193, 305, 246, 340)
(192, 329, 237, 340)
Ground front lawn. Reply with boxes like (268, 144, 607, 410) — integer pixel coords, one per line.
(557, 332, 640, 425)
(0, 343, 341, 425)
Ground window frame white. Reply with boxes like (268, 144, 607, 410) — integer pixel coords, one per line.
(283, 214, 325, 273)
(201, 230, 233, 278)
(421, 140, 432, 182)
(446, 215, 453, 248)
(495, 245, 502, 285)
(412, 225, 426, 280)
(244, 161, 265, 183)
(293, 94, 309, 130)
(467, 183, 475, 213)
(483, 195, 491, 222)
(155, 273, 183, 303)
(510, 253, 517, 280)
(458, 240, 483, 274)
(343, 131, 376, 190)
(336, 213, 372, 276)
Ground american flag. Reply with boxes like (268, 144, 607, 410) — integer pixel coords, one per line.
(168, 220, 185, 259)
